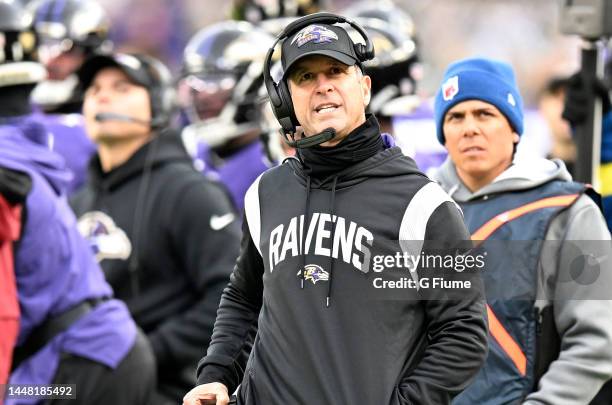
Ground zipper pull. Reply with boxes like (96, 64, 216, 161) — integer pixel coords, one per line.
(535, 307, 543, 335)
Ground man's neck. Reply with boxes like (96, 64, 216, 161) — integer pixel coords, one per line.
(457, 171, 495, 193)
(457, 163, 511, 193)
(97, 136, 151, 172)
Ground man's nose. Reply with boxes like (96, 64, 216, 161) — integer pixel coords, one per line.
(314, 73, 333, 94)
(92, 88, 112, 104)
(462, 115, 480, 137)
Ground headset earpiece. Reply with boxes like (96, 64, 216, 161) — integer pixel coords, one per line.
(263, 40, 296, 133)
(354, 42, 374, 62)
(136, 54, 175, 129)
(277, 79, 298, 128)
(264, 46, 283, 109)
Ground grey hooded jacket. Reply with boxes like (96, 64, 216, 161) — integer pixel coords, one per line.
(433, 157, 612, 405)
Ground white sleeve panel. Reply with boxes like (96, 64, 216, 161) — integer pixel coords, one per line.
(244, 173, 264, 257)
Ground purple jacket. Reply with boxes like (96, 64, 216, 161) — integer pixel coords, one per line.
(0, 116, 135, 405)
(35, 113, 96, 195)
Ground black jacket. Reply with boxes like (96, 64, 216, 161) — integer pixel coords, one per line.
(70, 132, 241, 397)
(196, 118, 488, 405)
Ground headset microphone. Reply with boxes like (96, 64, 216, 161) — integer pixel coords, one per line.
(283, 128, 336, 148)
(94, 112, 151, 126)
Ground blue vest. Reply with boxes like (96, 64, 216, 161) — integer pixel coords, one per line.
(453, 180, 585, 405)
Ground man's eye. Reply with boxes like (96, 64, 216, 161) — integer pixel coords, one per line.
(447, 114, 461, 122)
(299, 73, 313, 82)
(85, 86, 98, 96)
(115, 83, 130, 92)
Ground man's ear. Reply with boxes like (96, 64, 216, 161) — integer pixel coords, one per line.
(362, 74, 372, 107)
(512, 132, 520, 144)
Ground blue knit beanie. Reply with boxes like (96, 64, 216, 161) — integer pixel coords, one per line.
(433, 57, 524, 145)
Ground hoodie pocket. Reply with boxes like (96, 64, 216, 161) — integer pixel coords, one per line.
(390, 384, 412, 405)
(236, 371, 255, 405)
(237, 335, 259, 405)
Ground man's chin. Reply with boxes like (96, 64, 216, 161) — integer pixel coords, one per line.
(460, 164, 493, 178)
(308, 123, 340, 136)
(95, 131, 146, 144)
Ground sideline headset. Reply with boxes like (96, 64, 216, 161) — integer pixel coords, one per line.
(263, 12, 375, 148)
(138, 54, 176, 129)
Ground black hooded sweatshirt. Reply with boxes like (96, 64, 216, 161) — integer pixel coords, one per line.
(70, 132, 241, 397)
(196, 116, 488, 405)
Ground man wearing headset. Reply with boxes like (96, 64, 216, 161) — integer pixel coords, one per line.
(69, 53, 241, 404)
(183, 13, 488, 405)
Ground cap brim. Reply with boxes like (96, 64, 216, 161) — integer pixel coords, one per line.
(77, 54, 149, 90)
(282, 50, 357, 80)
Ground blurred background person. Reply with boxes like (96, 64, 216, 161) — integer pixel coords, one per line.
(28, 0, 112, 194)
(562, 59, 612, 232)
(340, 1, 447, 174)
(71, 52, 241, 404)
(230, 0, 322, 23)
(177, 20, 277, 212)
(30, 0, 112, 113)
(538, 76, 576, 173)
(0, 2, 155, 403)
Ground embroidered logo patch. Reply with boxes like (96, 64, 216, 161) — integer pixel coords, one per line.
(77, 211, 132, 262)
(507, 93, 516, 106)
(442, 75, 459, 101)
(298, 264, 329, 284)
(291, 25, 338, 48)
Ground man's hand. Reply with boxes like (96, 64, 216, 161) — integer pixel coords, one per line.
(183, 382, 230, 405)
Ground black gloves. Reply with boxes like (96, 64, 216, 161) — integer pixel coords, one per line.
(562, 72, 611, 126)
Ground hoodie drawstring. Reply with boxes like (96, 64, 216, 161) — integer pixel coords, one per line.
(128, 134, 161, 297)
(300, 175, 338, 308)
(301, 176, 312, 289)
(326, 176, 338, 307)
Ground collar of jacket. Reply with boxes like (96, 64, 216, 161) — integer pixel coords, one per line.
(88, 131, 191, 191)
(296, 114, 385, 180)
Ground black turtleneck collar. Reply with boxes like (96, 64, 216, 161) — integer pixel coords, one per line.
(0, 85, 34, 118)
(297, 114, 384, 179)
(88, 131, 191, 191)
